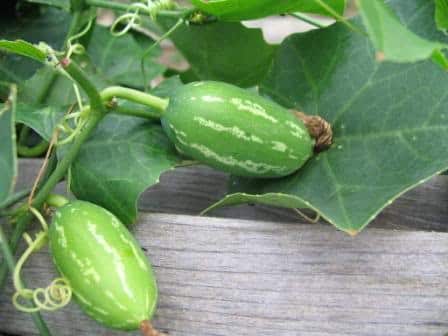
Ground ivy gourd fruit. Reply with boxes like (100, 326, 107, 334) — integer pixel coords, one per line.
(48, 200, 158, 331)
(161, 81, 315, 178)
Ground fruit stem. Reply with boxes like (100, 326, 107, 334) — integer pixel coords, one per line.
(113, 104, 163, 120)
(101, 86, 169, 114)
(45, 194, 70, 208)
(140, 320, 166, 336)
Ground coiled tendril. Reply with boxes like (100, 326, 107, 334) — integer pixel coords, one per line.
(36, 19, 94, 147)
(111, 0, 176, 36)
(12, 207, 72, 313)
(65, 18, 94, 59)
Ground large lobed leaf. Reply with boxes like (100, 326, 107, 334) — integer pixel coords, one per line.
(206, 0, 448, 235)
(435, 0, 448, 32)
(0, 7, 69, 83)
(15, 103, 66, 140)
(69, 115, 181, 225)
(158, 17, 276, 88)
(357, 0, 448, 65)
(88, 26, 165, 89)
(18, 26, 165, 106)
(1, 11, 164, 104)
(68, 78, 184, 225)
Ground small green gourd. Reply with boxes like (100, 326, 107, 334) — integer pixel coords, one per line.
(48, 200, 158, 331)
(161, 81, 315, 178)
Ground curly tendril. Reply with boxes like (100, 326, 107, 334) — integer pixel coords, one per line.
(111, 0, 176, 36)
(12, 207, 72, 313)
(54, 81, 91, 147)
(65, 18, 94, 59)
(56, 118, 87, 146)
(35, 19, 93, 148)
(53, 81, 89, 146)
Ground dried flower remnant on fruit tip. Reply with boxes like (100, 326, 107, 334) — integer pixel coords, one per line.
(293, 111, 333, 152)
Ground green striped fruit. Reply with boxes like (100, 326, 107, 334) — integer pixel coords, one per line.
(48, 200, 157, 331)
(161, 81, 314, 178)
(189, 0, 346, 21)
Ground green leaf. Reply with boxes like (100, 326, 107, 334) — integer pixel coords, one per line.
(297, 0, 347, 17)
(207, 0, 448, 235)
(435, 0, 448, 32)
(15, 103, 66, 141)
(24, 0, 70, 11)
(18, 25, 165, 104)
(69, 115, 182, 225)
(19, 56, 110, 106)
(68, 79, 184, 225)
(0, 8, 69, 83)
(158, 18, 276, 87)
(0, 87, 17, 205)
(190, 0, 346, 20)
(88, 26, 165, 89)
(202, 177, 309, 214)
(357, 0, 448, 64)
(0, 40, 46, 63)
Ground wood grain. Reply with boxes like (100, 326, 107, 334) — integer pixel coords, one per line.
(1, 213, 448, 336)
(14, 159, 448, 232)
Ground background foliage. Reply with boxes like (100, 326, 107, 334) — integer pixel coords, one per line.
(1, 0, 448, 234)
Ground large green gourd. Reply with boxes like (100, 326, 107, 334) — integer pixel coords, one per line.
(48, 201, 157, 331)
(189, 0, 346, 21)
(161, 81, 314, 178)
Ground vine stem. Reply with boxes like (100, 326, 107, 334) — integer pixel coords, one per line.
(84, 0, 191, 18)
(290, 13, 326, 29)
(141, 18, 184, 92)
(17, 139, 49, 158)
(112, 103, 163, 120)
(0, 225, 52, 336)
(45, 194, 69, 208)
(313, 0, 367, 36)
(0, 59, 107, 292)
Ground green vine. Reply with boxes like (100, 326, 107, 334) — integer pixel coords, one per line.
(0, 61, 170, 292)
(84, 0, 192, 18)
(0, 58, 108, 292)
(17, 139, 49, 158)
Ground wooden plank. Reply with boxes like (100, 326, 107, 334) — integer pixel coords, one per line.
(1, 214, 448, 335)
(15, 159, 448, 232)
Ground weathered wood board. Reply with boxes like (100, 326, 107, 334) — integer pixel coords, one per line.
(1, 213, 448, 336)
(1, 159, 448, 335)
(14, 159, 448, 232)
